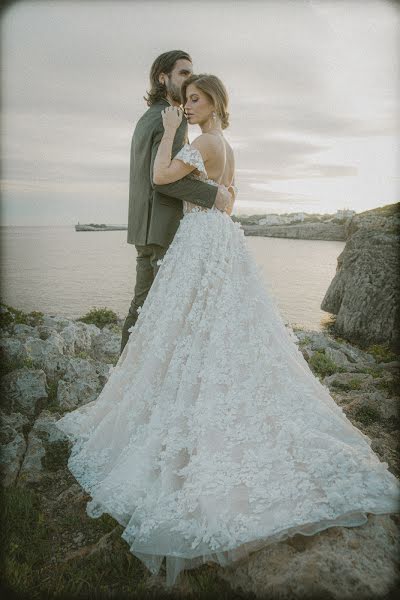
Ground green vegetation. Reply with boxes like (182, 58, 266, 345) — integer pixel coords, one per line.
(1, 482, 240, 599)
(0, 356, 35, 379)
(75, 350, 91, 359)
(308, 350, 344, 378)
(42, 440, 71, 471)
(365, 342, 398, 363)
(1, 484, 134, 599)
(357, 202, 399, 218)
(331, 378, 363, 392)
(0, 302, 44, 328)
(44, 380, 60, 413)
(1, 485, 54, 596)
(353, 405, 381, 425)
(77, 307, 119, 329)
(298, 336, 312, 346)
(376, 378, 399, 397)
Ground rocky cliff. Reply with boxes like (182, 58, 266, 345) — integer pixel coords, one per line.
(1, 305, 398, 598)
(322, 203, 400, 352)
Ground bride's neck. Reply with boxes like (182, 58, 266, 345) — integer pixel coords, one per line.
(200, 120, 223, 136)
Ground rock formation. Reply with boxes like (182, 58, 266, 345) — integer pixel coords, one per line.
(321, 203, 400, 352)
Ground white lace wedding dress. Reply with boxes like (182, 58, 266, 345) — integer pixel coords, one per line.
(55, 144, 400, 587)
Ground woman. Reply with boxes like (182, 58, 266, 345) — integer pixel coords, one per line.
(55, 74, 400, 587)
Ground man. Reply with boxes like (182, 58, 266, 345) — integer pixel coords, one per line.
(120, 50, 233, 353)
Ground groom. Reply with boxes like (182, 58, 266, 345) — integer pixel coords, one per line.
(120, 50, 232, 353)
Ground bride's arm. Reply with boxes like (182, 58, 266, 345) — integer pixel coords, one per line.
(153, 107, 196, 185)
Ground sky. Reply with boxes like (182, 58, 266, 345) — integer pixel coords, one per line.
(1, 0, 399, 225)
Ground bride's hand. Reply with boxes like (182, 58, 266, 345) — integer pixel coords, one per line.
(161, 106, 183, 133)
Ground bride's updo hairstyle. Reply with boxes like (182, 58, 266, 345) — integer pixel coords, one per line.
(181, 74, 230, 129)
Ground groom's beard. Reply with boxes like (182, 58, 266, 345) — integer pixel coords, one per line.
(165, 80, 182, 104)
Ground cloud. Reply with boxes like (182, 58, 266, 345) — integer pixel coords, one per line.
(1, 0, 398, 224)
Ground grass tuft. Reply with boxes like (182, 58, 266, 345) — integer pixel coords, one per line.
(0, 302, 44, 328)
(77, 307, 119, 329)
(365, 342, 398, 363)
(308, 350, 343, 377)
(331, 378, 363, 391)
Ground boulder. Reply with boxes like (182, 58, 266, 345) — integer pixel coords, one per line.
(56, 357, 111, 409)
(0, 410, 30, 487)
(23, 334, 68, 381)
(1, 368, 47, 417)
(41, 315, 74, 332)
(217, 514, 399, 599)
(321, 204, 400, 352)
(18, 410, 69, 484)
(324, 347, 351, 368)
(0, 337, 27, 364)
(91, 328, 121, 362)
(59, 322, 98, 355)
(323, 372, 374, 391)
(12, 324, 40, 340)
(0, 432, 26, 487)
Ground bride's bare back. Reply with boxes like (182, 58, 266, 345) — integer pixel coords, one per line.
(200, 133, 235, 188)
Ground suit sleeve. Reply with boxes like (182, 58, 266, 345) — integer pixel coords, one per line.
(149, 122, 218, 210)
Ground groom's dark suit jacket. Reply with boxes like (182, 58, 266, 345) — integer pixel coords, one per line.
(127, 98, 218, 248)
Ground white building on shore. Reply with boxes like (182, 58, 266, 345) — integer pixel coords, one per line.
(335, 209, 355, 219)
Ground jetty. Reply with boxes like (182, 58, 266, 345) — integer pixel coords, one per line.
(75, 223, 127, 232)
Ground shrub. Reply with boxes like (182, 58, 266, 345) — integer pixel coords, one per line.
(309, 350, 340, 377)
(77, 307, 118, 329)
(0, 303, 44, 328)
(354, 405, 381, 425)
(365, 343, 398, 363)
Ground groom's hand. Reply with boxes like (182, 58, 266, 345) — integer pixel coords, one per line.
(215, 185, 233, 212)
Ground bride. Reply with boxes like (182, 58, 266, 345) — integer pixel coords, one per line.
(55, 73, 400, 587)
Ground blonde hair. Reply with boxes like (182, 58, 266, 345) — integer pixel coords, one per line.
(181, 74, 230, 129)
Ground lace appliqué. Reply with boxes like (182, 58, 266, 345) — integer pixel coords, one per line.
(174, 143, 208, 179)
(173, 144, 222, 215)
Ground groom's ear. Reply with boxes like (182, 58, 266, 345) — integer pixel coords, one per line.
(159, 73, 166, 85)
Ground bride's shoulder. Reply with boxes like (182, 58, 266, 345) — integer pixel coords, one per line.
(191, 134, 220, 159)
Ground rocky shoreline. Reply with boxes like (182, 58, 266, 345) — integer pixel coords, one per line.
(1, 304, 399, 598)
(234, 202, 400, 243)
(241, 221, 347, 241)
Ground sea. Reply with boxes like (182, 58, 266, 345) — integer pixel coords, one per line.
(0, 225, 345, 331)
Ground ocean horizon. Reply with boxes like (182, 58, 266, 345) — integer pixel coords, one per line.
(1, 225, 345, 331)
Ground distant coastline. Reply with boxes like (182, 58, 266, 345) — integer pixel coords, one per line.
(75, 223, 128, 231)
(74, 208, 354, 239)
(231, 209, 355, 241)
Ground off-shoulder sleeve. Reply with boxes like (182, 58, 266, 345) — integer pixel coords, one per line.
(173, 143, 208, 179)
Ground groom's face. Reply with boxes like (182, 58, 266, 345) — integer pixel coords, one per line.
(161, 59, 193, 104)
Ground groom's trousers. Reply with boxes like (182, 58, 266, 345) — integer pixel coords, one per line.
(120, 243, 168, 354)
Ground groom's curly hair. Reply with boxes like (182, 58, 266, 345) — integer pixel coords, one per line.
(144, 50, 192, 107)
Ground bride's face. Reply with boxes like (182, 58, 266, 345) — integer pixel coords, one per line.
(184, 84, 214, 126)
